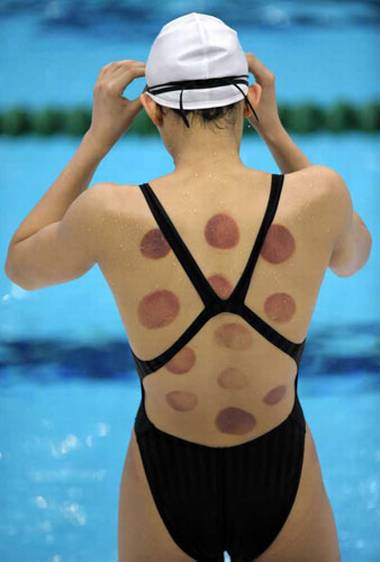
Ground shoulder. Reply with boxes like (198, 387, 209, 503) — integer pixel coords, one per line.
(85, 181, 141, 213)
(286, 166, 355, 256)
(67, 183, 141, 244)
(283, 164, 336, 188)
(75, 181, 117, 213)
(295, 164, 352, 216)
(86, 182, 147, 236)
(286, 164, 348, 193)
(280, 165, 352, 243)
(282, 165, 351, 210)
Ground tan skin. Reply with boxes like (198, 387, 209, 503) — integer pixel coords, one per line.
(5, 54, 344, 561)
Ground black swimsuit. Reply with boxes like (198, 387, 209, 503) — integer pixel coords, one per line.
(131, 173, 307, 562)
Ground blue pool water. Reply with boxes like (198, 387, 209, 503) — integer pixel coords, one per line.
(1, 2, 380, 562)
(1, 369, 380, 562)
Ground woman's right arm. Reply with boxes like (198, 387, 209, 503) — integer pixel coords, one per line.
(263, 120, 373, 276)
(245, 52, 372, 277)
(319, 167, 372, 277)
(260, 124, 372, 277)
(257, 122, 312, 173)
(244, 52, 312, 173)
(263, 128, 372, 277)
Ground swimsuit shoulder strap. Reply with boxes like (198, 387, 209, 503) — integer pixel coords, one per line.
(139, 182, 218, 306)
(229, 173, 284, 304)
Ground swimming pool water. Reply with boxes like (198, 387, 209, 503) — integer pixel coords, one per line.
(1, 364, 379, 562)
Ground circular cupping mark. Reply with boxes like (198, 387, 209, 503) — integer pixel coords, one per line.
(261, 224, 295, 264)
(165, 390, 198, 411)
(138, 289, 180, 329)
(264, 292, 296, 322)
(263, 384, 287, 405)
(217, 368, 248, 390)
(140, 228, 170, 259)
(215, 407, 256, 435)
(207, 274, 233, 299)
(214, 323, 253, 351)
(165, 347, 196, 374)
(204, 213, 240, 249)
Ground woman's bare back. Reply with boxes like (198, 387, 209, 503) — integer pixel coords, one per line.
(97, 165, 334, 446)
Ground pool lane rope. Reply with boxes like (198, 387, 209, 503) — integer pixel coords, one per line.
(0, 100, 379, 136)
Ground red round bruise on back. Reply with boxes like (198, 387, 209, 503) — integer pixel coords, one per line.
(263, 384, 287, 405)
(217, 368, 248, 390)
(207, 274, 233, 299)
(261, 224, 295, 264)
(264, 292, 296, 323)
(214, 323, 253, 351)
(165, 347, 196, 374)
(215, 407, 256, 435)
(165, 390, 198, 412)
(140, 228, 170, 259)
(138, 289, 180, 329)
(204, 213, 240, 249)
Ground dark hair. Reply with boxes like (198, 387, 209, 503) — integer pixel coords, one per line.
(157, 99, 243, 130)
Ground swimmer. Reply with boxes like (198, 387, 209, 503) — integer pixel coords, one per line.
(5, 11, 372, 562)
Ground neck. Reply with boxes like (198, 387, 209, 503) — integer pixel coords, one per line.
(165, 122, 242, 171)
(171, 133, 243, 172)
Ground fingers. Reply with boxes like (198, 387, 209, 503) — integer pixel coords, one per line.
(245, 52, 275, 86)
(99, 60, 145, 83)
(97, 60, 146, 95)
(112, 63, 145, 82)
(114, 64, 145, 95)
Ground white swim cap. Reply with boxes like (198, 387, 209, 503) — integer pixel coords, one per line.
(144, 12, 258, 127)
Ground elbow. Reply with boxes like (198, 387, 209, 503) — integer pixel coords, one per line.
(329, 229, 372, 278)
(352, 213, 373, 273)
(4, 258, 35, 291)
(348, 229, 373, 276)
(4, 255, 16, 283)
(359, 228, 372, 269)
(4, 244, 17, 283)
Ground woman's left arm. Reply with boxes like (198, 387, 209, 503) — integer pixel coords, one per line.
(4, 59, 145, 290)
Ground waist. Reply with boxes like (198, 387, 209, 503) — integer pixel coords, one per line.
(134, 378, 306, 448)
